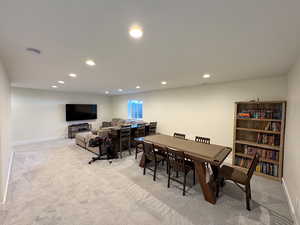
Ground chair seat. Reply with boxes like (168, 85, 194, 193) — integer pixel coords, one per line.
(146, 153, 165, 162)
(136, 143, 143, 149)
(219, 165, 248, 185)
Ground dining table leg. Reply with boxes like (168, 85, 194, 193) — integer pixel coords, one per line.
(194, 161, 216, 204)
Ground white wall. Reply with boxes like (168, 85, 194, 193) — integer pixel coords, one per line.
(12, 88, 113, 145)
(284, 56, 300, 223)
(0, 59, 11, 203)
(112, 76, 287, 162)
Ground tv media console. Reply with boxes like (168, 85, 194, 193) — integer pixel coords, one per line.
(68, 123, 92, 139)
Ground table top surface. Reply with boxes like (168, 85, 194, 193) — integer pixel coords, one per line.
(141, 134, 231, 165)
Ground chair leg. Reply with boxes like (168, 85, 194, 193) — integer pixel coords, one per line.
(153, 160, 157, 181)
(168, 166, 171, 188)
(128, 140, 131, 155)
(135, 147, 138, 160)
(183, 172, 187, 196)
(248, 183, 252, 200)
(246, 184, 251, 211)
(193, 167, 196, 185)
(143, 159, 147, 175)
(166, 161, 169, 174)
(216, 178, 220, 198)
(176, 170, 179, 178)
(220, 177, 225, 187)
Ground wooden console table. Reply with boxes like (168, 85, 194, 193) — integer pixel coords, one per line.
(68, 123, 91, 138)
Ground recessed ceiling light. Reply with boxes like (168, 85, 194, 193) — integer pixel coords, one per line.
(161, 81, 167, 85)
(118, 89, 123, 92)
(105, 91, 109, 94)
(136, 86, 140, 89)
(69, 73, 77, 78)
(85, 59, 96, 66)
(203, 74, 211, 79)
(129, 25, 143, 39)
(51, 85, 58, 88)
(58, 81, 65, 84)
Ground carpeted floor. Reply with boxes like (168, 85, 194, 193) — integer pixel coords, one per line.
(0, 139, 294, 225)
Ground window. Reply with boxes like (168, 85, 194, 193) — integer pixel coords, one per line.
(128, 100, 143, 120)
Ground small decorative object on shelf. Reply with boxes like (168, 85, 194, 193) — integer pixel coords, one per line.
(233, 101, 286, 181)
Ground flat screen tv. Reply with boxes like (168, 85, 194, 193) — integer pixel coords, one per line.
(66, 104, 97, 121)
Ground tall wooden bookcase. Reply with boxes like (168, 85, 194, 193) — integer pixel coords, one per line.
(233, 101, 286, 181)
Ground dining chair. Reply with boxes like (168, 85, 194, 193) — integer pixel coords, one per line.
(166, 147, 196, 196)
(195, 136, 210, 144)
(119, 126, 131, 158)
(134, 124, 146, 159)
(217, 152, 260, 210)
(135, 124, 146, 138)
(149, 122, 157, 135)
(173, 133, 186, 140)
(153, 143, 168, 168)
(142, 141, 164, 181)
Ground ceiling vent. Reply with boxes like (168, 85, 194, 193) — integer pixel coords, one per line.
(26, 48, 41, 54)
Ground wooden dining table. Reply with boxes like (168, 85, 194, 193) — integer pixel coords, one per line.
(138, 134, 231, 204)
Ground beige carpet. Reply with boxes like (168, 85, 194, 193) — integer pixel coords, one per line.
(0, 139, 294, 225)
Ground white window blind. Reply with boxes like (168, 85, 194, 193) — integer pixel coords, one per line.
(128, 100, 143, 119)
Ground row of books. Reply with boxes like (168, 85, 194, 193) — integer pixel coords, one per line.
(238, 110, 281, 120)
(235, 157, 278, 177)
(264, 122, 281, 132)
(257, 133, 280, 146)
(240, 145, 279, 161)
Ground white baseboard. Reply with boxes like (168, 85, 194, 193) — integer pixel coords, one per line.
(13, 136, 65, 146)
(1, 151, 15, 204)
(282, 178, 299, 225)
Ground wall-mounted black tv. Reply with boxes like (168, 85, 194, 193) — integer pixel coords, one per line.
(66, 104, 97, 121)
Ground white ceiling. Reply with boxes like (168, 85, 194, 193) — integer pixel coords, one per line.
(1, 0, 300, 95)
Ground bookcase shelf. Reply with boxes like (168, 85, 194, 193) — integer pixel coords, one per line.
(237, 118, 282, 122)
(235, 152, 279, 165)
(236, 127, 281, 135)
(235, 140, 281, 151)
(233, 101, 286, 181)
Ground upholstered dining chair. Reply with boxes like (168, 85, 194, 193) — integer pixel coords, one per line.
(142, 141, 164, 181)
(217, 152, 260, 210)
(166, 147, 196, 196)
(173, 133, 186, 140)
(195, 136, 210, 144)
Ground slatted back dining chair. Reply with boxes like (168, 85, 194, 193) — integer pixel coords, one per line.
(119, 126, 131, 158)
(149, 122, 157, 135)
(217, 152, 260, 210)
(135, 124, 146, 138)
(173, 133, 186, 140)
(166, 147, 195, 196)
(142, 141, 164, 181)
(195, 136, 210, 144)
